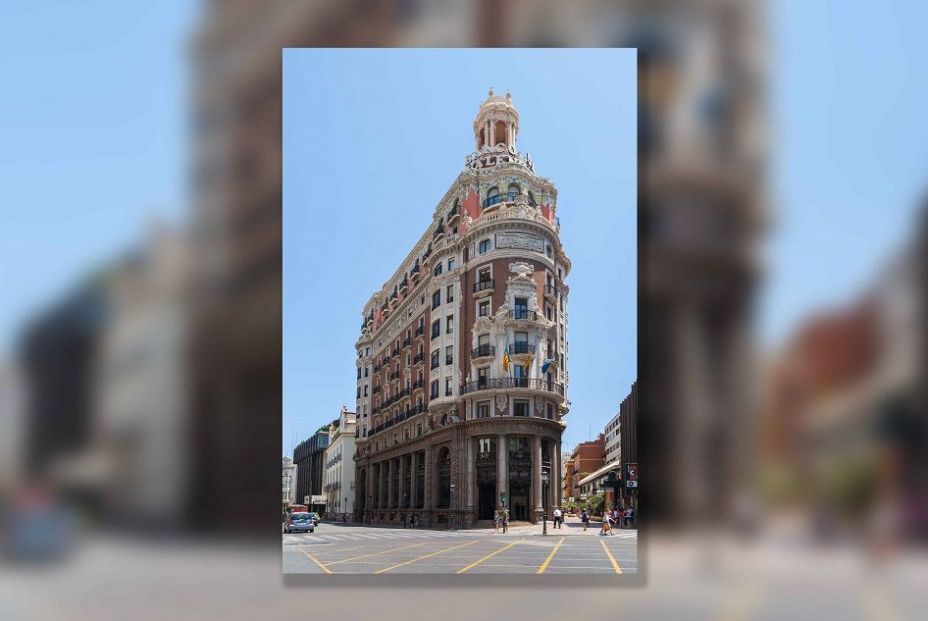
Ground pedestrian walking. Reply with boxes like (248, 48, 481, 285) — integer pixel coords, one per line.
(494, 508, 501, 533)
(581, 508, 590, 531)
(552, 506, 562, 529)
(502, 507, 510, 534)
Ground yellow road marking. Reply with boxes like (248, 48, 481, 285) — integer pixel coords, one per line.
(600, 539, 623, 574)
(324, 542, 428, 566)
(300, 549, 333, 574)
(537, 537, 566, 574)
(457, 540, 522, 574)
(375, 540, 482, 574)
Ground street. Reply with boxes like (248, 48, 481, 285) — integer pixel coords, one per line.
(282, 517, 637, 574)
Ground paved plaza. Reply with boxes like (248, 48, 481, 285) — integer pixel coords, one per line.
(282, 517, 636, 574)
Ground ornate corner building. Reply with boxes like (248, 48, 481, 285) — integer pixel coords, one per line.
(353, 90, 569, 526)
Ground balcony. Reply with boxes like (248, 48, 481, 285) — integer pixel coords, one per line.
(372, 385, 381, 394)
(471, 344, 495, 359)
(482, 191, 519, 209)
(545, 284, 558, 300)
(473, 279, 494, 296)
(460, 377, 565, 396)
(448, 205, 459, 222)
(381, 356, 390, 366)
(403, 337, 411, 348)
(413, 352, 424, 365)
(415, 325, 424, 336)
(390, 371, 400, 381)
(412, 379, 424, 391)
(510, 309, 538, 322)
(391, 347, 400, 357)
(510, 342, 535, 355)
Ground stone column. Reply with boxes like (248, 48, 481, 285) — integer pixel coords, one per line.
(555, 439, 563, 507)
(386, 459, 393, 508)
(532, 435, 543, 521)
(496, 434, 507, 510)
(410, 452, 418, 508)
(490, 120, 496, 146)
(423, 446, 433, 511)
(467, 437, 476, 513)
(398, 455, 406, 509)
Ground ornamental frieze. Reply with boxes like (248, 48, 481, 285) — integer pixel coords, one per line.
(495, 231, 545, 253)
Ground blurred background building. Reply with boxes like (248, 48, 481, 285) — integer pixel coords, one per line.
(292, 428, 331, 515)
(281, 456, 296, 508)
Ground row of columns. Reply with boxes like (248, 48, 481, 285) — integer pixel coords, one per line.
(481, 118, 514, 148)
(370, 448, 429, 510)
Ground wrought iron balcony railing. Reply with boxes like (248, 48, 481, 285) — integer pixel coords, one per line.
(510, 342, 535, 355)
(473, 279, 494, 293)
(472, 344, 495, 358)
(460, 377, 564, 396)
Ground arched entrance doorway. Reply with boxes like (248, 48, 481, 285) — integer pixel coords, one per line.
(436, 447, 451, 509)
(508, 437, 531, 521)
(357, 468, 367, 520)
(476, 437, 497, 520)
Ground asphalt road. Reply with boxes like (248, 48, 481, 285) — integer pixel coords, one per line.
(282, 518, 637, 574)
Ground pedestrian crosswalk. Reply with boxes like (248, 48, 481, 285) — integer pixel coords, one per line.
(283, 529, 462, 545)
(283, 527, 637, 545)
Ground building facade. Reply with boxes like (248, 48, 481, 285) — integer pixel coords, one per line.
(354, 91, 569, 526)
(293, 428, 330, 513)
(619, 381, 638, 510)
(563, 435, 606, 503)
(282, 456, 297, 507)
(323, 407, 357, 519)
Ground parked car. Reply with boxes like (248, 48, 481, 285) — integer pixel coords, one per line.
(285, 512, 315, 534)
(307, 512, 320, 526)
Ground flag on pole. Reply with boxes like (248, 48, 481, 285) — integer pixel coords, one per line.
(502, 345, 511, 372)
(541, 359, 553, 374)
(525, 352, 534, 369)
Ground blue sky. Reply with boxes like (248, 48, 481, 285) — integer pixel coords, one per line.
(2, 3, 928, 454)
(283, 49, 638, 454)
(0, 1, 193, 355)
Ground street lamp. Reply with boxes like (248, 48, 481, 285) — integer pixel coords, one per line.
(541, 470, 549, 535)
(449, 483, 456, 531)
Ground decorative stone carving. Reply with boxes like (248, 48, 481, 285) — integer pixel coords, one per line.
(493, 301, 511, 320)
(509, 262, 534, 278)
(495, 231, 544, 253)
(495, 395, 507, 414)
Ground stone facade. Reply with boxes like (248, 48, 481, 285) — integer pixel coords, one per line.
(353, 91, 570, 526)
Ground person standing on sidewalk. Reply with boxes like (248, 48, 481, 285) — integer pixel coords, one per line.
(552, 506, 562, 529)
(502, 506, 510, 534)
(581, 508, 590, 531)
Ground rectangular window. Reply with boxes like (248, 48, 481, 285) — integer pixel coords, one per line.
(432, 290, 441, 309)
(447, 258, 455, 271)
(545, 304, 553, 321)
(479, 239, 491, 254)
(479, 268, 491, 282)
(356, 386, 361, 398)
(364, 366, 369, 378)
(363, 385, 368, 397)
(513, 365, 526, 383)
(478, 301, 490, 317)
(431, 319, 440, 338)
(445, 378, 452, 396)
(478, 334, 489, 346)
(446, 285, 454, 303)
(477, 367, 489, 387)
(477, 402, 490, 419)
(445, 345, 453, 365)
(434, 263, 443, 276)
(431, 349, 439, 369)
(514, 398, 528, 416)
(446, 315, 453, 334)
(514, 297, 528, 319)
(357, 367, 362, 379)
(430, 380, 439, 399)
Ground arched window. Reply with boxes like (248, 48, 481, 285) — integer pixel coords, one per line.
(484, 186, 500, 208)
(495, 120, 508, 146)
(478, 128, 486, 149)
(437, 447, 451, 508)
(507, 183, 521, 200)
